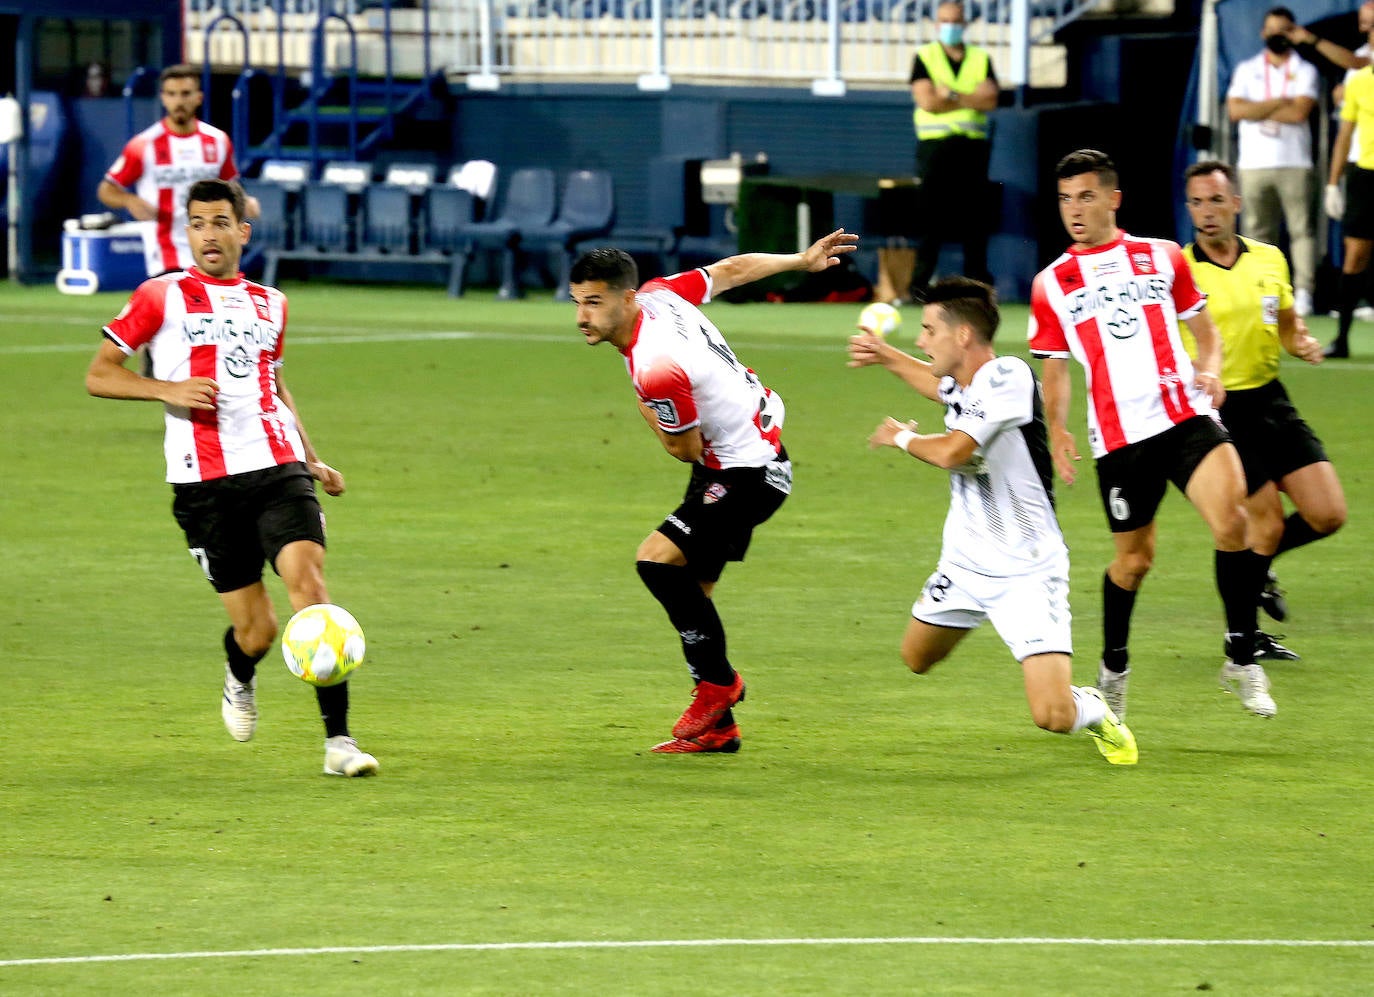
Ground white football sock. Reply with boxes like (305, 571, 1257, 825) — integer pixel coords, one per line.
(1070, 685, 1107, 733)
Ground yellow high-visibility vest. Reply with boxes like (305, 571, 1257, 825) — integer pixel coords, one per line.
(913, 41, 990, 142)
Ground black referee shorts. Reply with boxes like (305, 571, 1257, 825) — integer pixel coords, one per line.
(1343, 163, 1374, 240)
(1219, 379, 1329, 494)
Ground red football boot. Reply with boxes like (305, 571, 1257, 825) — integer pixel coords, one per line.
(671, 672, 746, 740)
(651, 724, 742, 754)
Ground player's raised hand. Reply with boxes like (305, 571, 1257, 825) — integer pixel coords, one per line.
(164, 376, 220, 410)
(1050, 425, 1080, 485)
(802, 228, 859, 272)
(308, 460, 346, 497)
(847, 330, 889, 367)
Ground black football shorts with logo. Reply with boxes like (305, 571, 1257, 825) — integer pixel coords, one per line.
(172, 461, 325, 593)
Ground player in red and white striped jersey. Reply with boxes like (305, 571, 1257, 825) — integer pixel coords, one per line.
(570, 230, 857, 753)
(86, 179, 378, 777)
(98, 65, 259, 277)
(1029, 149, 1277, 720)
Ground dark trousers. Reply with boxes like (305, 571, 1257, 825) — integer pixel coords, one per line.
(910, 134, 993, 297)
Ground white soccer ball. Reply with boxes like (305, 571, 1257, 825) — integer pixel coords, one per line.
(281, 603, 365, 687)
(858, 301, 901, 338)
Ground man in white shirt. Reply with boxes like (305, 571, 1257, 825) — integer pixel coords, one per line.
(848, 277, 1136, 765)
(1226, 6, 1320, 317)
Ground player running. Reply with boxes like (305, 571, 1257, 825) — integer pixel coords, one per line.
(850, 277, 1136, 764)
(569, 230, 857, 753)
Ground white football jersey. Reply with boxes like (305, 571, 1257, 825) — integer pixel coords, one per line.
(937, 356, 1065, 574)
(1028, 230, 1213, 458)
(104, 118, 240, 275)
(103, 268, 304, 483)
(624, 269, 783, 469)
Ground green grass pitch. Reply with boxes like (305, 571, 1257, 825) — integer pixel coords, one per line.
(1, 281, 1371, 994)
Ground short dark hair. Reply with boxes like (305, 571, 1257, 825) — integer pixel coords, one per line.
(158, 64, 201, 89)
(923, 276, 999, 343)
(569, 248, 639, 290)
(186, 178, 247, 223)
(1265, 6, 1295, 23)
(1183, 159, 1238, 191)
(1055, 148, 1119, 189)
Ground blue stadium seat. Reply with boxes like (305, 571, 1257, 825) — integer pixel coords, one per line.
(241, 179, 292, 251)
(448, 166, 557, 298)
(518, 170, 615, 301)
(420, 186, 477, 296)
(299, 182, 352, 252)
(359, 184, 413, 254)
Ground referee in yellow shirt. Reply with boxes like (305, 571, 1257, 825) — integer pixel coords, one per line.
(1325, 62, 1374, 358)
(1183, 160, 1347, 658)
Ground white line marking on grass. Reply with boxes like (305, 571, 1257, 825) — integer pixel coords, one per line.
(3, 935, 1373, 968)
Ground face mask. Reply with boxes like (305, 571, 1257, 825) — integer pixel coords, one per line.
(1264, 34, 1292, 55)
(939, 23, 965, 46)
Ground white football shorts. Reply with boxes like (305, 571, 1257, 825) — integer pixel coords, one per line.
(911, 551, 1073, 662)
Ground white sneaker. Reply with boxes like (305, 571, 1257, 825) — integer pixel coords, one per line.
(323, 735, 379, 777)
(221, 663, 258, 742)
(1097, 662, 1130, 720)
(1294, 289, 1313, 317)
(1356, 305, 1374, 321)
(1219, 660, 1277, 718)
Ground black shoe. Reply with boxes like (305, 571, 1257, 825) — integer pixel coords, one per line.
(1254, 631, 1300, 662)
(1259, 569, 1288, 622)
(1324, 340, 1350, 359)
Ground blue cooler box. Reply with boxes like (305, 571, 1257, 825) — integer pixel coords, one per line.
(56, 222, 149, 294)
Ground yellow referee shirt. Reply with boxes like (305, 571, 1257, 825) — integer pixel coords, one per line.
(1343, 66, 1374, 168)
(1182, 236, 1291, 391)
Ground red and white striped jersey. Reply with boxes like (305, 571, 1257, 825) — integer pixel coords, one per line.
(623, 269, 784, 470)
(1028, 230, 1212, 458)
(103, 119, 239, 276)
(103, 268, 304, 484)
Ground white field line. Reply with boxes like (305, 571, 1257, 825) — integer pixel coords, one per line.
(2, 935, 1373, 968)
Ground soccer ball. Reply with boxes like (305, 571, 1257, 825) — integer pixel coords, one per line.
(857, 302, 901, 338)
(281, 604, 365, 687)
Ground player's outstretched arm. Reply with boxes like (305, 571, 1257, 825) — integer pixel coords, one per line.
(278, 375, 345, 496)
(85, 339, 219, 409)
(1039, 357, 1080, 485)
(847, 332, 941, 402)
(705, 228, 858, 295)
(869, 416, 978, 469)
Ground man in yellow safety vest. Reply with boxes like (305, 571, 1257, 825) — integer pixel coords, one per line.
(908, 0, 999, 302)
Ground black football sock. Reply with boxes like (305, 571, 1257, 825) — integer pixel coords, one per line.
(1274, 511, 1328, 557)
(1101, 572, 1137, 673)
(224, 627, 266, 684)
(1216, 549, 1263, 665)
(1335, 272, 1361, 349)
(636, 560, 734, 685)
(315, 681, 350, 739)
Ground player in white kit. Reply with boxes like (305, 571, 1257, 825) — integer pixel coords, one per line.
(98, 65, 259, 277)
(1030, 149, 1275, 720)
(569, 230, 857, 753)
(849, 277, 1136, 764)
(86, 179, 377, 777)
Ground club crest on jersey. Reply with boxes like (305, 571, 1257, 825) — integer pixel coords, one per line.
(1131, 251, 1155, 274)
(702, 482, 729, 505)
(249, 290, 272, 321)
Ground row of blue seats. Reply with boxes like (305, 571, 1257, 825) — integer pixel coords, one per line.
(245, 162, 615, 297)
(504, 0, 1072, 22)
